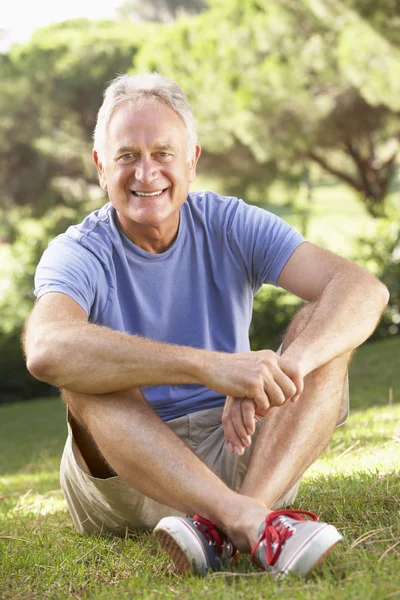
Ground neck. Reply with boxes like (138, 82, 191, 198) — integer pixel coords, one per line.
(118, 214, 180, 254)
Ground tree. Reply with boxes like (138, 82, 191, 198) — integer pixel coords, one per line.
(136, 0, 400, 216)
(346, 0, 400, 47)
(117, 0, 206, 23)
(0, 19, 155, 400)
(0, 18, 150, 217)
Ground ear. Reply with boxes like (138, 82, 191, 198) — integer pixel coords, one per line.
(189, 144, 201, 184)
(93, 149, 108, 191)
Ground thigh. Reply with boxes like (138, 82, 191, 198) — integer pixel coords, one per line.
(185, 398, 348, 510)
(68, 410, 117, 479)
(60, 419, 185, 535)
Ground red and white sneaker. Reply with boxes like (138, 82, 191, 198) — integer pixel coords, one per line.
(251, 509, 343, 577)
(154, 515, 236, 575)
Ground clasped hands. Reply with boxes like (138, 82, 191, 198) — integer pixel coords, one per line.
(215, 349, 304, 456)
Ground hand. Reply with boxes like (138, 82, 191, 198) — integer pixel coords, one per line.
(204, 349, 301, 418)
(278, 355, 305, 404)
(222, 397, 259, 456)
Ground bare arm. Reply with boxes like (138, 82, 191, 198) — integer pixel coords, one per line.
(24, 292, 207, 393)
(24, 293, 297, 404)
(222, 241, 389, 454)
(277, 242, 389, 376)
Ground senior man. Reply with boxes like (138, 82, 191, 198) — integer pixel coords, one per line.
(24, 73, 388, 577)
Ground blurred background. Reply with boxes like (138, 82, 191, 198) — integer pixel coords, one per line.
(1, 0, 399, 403)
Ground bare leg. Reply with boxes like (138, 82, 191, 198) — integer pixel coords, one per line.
(240, 302, 351, 510)
(62, 302, 351, 553)
(62, 387, 267, 550)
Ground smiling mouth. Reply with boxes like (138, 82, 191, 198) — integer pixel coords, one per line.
(131, 188, 168, 197)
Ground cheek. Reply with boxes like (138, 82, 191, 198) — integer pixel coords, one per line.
(172, 166, 191, 187)
(108, 169, 129, 189)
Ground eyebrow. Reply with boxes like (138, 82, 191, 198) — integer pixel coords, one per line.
(115, 141, 177, 155)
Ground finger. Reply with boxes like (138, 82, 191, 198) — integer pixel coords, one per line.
(263, 379, 286, 407)
(278, 360, 305, 403)
(241, 399, 257, 436)
(230, 399, 252, 448)
(253, 389, 270, 417)
(290, 371, 304, 403)
(273, 370, 298, 402)
(222, 397, 245, 456)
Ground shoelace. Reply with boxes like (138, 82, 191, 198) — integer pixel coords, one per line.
(192, 515, 236, 558)
(251, 509, 318, 569)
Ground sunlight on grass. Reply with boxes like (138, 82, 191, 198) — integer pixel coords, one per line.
(13, 491, 66, 517)
(0, 469, 66, 524)
(306, 406, 400, 478)
(306, 185, 377, 255)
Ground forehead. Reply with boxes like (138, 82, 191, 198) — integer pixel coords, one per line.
(106, 99, 187, 150)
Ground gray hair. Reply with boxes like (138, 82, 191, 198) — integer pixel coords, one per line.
(93, 72, 198, 163)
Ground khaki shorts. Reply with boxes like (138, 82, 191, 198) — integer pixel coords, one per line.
(60, 383, 349, 536)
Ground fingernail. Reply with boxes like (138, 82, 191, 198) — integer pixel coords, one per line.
(227, 442, 234, 453)
(241, 438, 248, 447)
(234, 447, 242, 456)
(246, 428, 253, 436)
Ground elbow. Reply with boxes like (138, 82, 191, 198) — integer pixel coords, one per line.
(26, 352, 51, 383)
(26, 348, 53, 384)
(376, 280, 390, 313)
(25, 333, 61, 386)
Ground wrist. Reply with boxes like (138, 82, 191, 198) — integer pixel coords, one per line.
(280, 345, 313, 377)
(181, 346, 210, 385)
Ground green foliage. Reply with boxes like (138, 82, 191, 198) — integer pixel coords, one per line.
(0, 19, 149, 215)
(347, 0, 400, 47)
(355, 219, 400, 340)
(0, 203, 95, 402)
(249, 286, 303, 351)
(117, 0, 206, 22)
(0, 18, 155, 401)
(137, 0, 400, 214)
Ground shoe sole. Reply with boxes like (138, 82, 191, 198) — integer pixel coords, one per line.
(154, 517, 209, 576)
(280, 524, 343, 577)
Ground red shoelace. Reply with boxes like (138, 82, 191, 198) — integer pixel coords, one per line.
(192, 515, 236, 558)
(251, 509, 318, 569)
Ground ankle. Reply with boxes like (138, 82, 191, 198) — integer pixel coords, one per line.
(217, 496, 269, 553)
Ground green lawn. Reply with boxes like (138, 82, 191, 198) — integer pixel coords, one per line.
(1, 337, 400, 599)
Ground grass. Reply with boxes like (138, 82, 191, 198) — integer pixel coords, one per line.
(1, 337, 400, 599)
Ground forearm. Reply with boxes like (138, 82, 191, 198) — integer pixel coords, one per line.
(282, 269, 389, 375)
(25, 320, 207, 394)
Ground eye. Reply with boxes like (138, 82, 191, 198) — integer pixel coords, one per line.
(157, 152, 173, 160)
(117, 154, 136, 163)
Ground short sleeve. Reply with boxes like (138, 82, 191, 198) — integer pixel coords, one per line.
(227, 200, 305, 293)
(34, 234, 109, 318)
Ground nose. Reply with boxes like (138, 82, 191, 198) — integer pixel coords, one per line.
(134, 157, 158, 184)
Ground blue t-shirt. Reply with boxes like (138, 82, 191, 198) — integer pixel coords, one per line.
(34, 191, 304, 420)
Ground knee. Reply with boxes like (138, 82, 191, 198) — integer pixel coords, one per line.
(61, 387, 144, 428)
(61, 389, 90, 427)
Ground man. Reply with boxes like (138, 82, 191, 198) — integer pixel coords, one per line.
(24, 73, 388, 578)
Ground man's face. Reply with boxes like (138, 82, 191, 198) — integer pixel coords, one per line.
(94, 100, 201, 249)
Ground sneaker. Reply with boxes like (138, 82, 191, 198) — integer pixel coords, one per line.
(251, 509, 343, 577)
(153, 514, 236, 575)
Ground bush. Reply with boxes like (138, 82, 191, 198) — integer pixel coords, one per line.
(249, 286, 303, 351)
(0, 203, 92, 402)
(354, 220, 400, 340)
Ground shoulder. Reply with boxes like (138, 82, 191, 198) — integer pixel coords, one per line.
(185, 191, 243, 229)
(48, 203, 120, 263)
(64, 203, 117, 249)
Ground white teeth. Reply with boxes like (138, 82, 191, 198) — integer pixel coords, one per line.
(134, 190, 163, 197)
